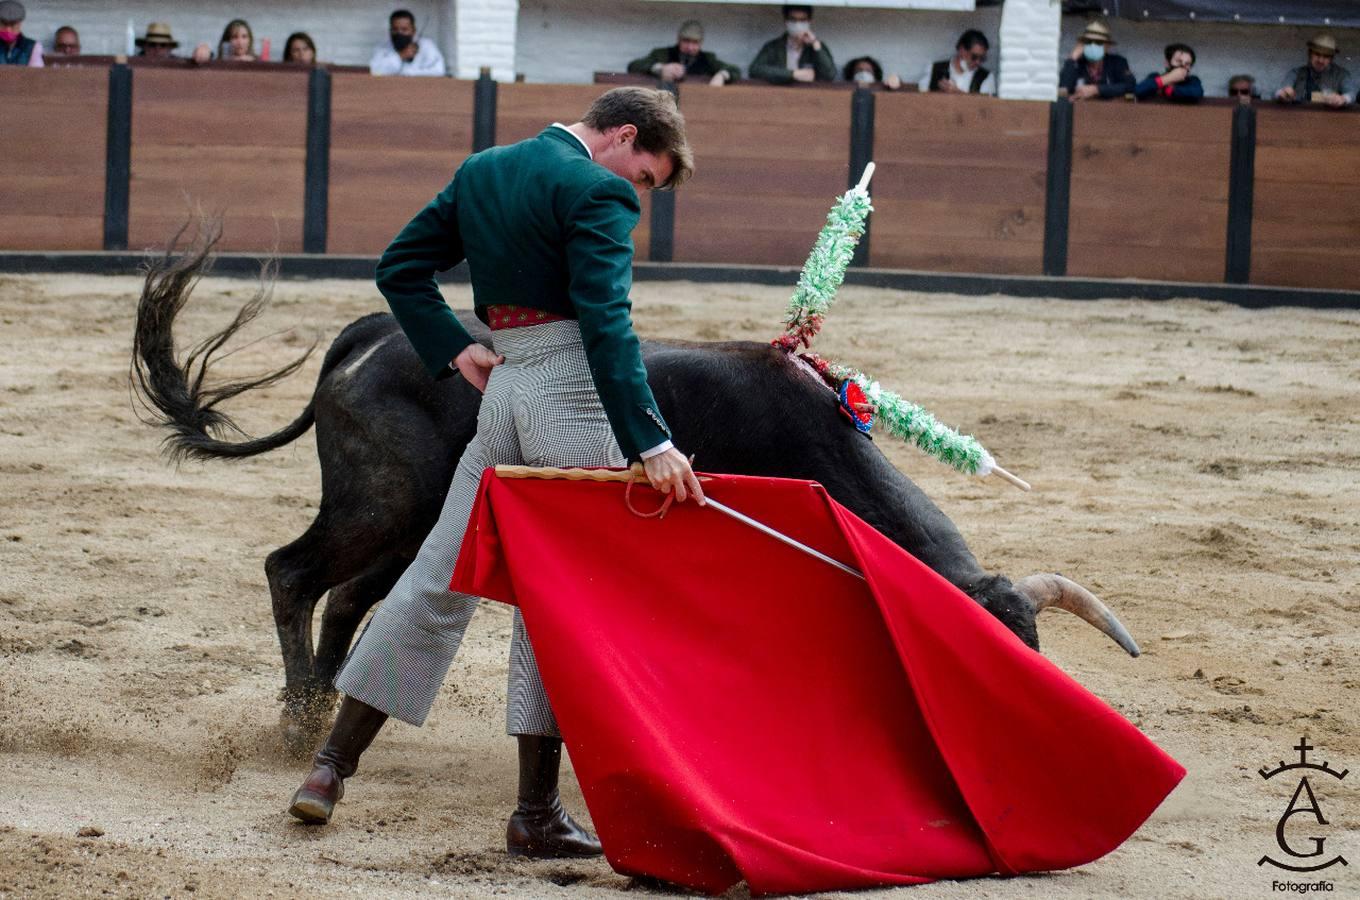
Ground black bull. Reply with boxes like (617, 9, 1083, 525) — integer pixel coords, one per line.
(132, 241, 1137, 747)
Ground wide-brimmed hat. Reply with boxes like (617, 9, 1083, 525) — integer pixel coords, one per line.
(678, 20, 703, 42)
(1079, 20, 1115, 45)
(1308, 34, 1338, 56)
(136, 22, 179, 48)
(0, 1, 26, 23)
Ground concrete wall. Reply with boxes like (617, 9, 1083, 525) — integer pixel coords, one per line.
(515, 0, 1002, 86)
(20, 1, 456, 71)
(1059, 15, 1360, 97)
(20, 1, 1360, 100)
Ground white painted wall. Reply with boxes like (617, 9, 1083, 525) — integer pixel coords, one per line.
(999, 0, 1060, 100)
(515, 0, 1002, 86)
(1059, 15, 1360, 97)
(20, 1, 1360, 101)
(20, 1, 456, 71)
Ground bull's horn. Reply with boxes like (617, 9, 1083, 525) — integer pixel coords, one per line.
(1015, 574, 1141, 658)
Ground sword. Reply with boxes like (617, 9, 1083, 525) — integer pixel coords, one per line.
(492, 465, 866, 581)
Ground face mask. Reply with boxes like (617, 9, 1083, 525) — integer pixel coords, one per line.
(0, 30, 18, 44)
(1083, 42, 1105, 63)
(391, 33, 414, 52)
(786, 21, 810, 37)
(853, 70, 875, 84)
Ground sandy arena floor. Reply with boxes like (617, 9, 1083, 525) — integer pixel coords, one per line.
(1, 271, 1357, 899)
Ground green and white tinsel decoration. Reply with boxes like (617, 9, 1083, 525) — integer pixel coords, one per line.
(823, 361, 995, 477)
(778, 162, 1030, 491)
(777, 164, 876, 351)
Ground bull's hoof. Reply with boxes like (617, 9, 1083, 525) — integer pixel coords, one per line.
(278, 687, 338, 758)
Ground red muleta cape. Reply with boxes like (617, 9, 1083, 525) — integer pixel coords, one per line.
(451, 470, 1184, 895)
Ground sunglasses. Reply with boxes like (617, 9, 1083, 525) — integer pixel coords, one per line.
(1229, 88, 1252, 96)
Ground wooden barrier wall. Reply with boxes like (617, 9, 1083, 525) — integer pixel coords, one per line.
(328, 75, 474, 255)
(1252, 108, 1360, 291)
(3, 65, 1360, 293)
(673, 84, 849, 266)
(0, 67, 108, 250)
(1068, 103, 1232, 284)
(129, 68, 309, 253)
(871, 94, 1049, 274)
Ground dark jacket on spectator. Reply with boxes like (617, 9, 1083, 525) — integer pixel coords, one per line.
(1060, 54, 1135, 99)
(0, 34, 37, 65)
(1280, 62, 1353, 101)
(928, 58, 990, 93)
(1134, 71, 1204, 103)
(627, 45, 741, 82)
(749, 36, 835, 84)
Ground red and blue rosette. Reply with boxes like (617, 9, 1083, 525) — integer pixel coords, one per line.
(838, 380, 874, 434)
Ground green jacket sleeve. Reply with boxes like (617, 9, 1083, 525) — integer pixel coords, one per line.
(374, 172, 477, 381)
(626, 47, 666, 76)
(749, 38, 792, 84)
(564, 177, 672, 461)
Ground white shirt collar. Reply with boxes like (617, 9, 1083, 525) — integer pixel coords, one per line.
(550, 123, 592, 159)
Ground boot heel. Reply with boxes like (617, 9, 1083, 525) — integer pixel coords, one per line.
(288, 788, 334, 824)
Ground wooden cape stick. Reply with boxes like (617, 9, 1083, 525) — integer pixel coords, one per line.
(492, 465, 865, 580)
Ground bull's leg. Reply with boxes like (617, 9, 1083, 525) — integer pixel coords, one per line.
(266, 526, 381, 754)
(312, 556, 408, 696)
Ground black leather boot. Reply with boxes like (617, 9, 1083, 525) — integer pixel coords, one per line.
(287, 695, 388, 824)
(505, 735, 603, 858)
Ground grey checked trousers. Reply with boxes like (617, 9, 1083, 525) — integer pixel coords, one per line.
(334, 320, 626, 733)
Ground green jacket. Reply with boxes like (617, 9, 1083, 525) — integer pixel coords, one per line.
(626, 45, 741, 82)
(748, 35, 836, 84)
(374, 127, 672, 462)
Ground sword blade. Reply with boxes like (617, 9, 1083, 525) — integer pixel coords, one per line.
(703, 498, 864, 581)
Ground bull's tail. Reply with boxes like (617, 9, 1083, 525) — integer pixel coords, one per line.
(130, 220, 319, 462)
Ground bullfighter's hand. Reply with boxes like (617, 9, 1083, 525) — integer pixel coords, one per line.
(643, 448, 706, 506)
(452, 343, 504, 393)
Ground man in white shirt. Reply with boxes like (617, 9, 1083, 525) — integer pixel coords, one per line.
(369, 8, 445, 77)
(919, 29, 995, 96)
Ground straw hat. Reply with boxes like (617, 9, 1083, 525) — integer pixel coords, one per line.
(678, 20, 704, 42)
(1079, 20, 1115, 45)
(1308, 34, 1338, 56)
(136, 22, 179, 48)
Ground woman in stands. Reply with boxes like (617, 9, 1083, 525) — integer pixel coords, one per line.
(284, 32, 316, 65)
(193, 19, 256, 63)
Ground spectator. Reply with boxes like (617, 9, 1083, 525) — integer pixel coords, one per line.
(843, 56, 901, 91)
(0, 1, 42, 67)
(370, 8, 445, 77)
(1060, 20, 1134, 101)
(749, 4, 835, 85)
(920, 29, 994, 95)
(626, 20, 740, 86)
(1134, 43, 1203, 103)
(194, 19, 256, 64)
(135, 22, 180, 59)
(1275, 34, 1352, 108)
(1227, 74, 1257, 101)
(284, 32, 316, 65)
(52, 25, 80, 56)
